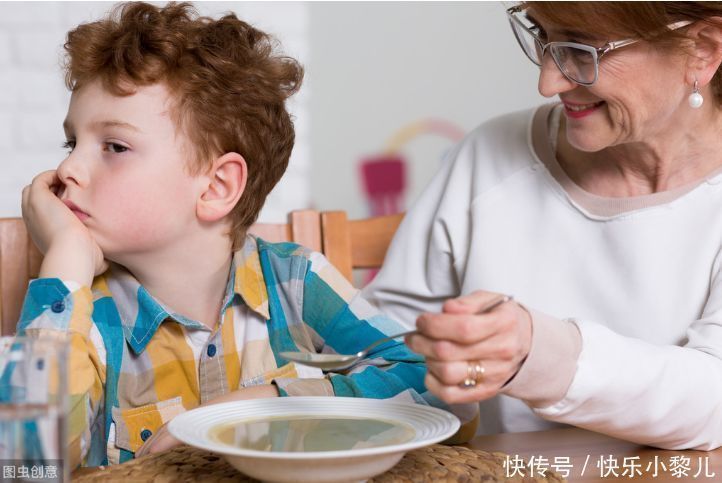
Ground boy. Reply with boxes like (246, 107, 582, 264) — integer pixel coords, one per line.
(17, 1, 477, 468)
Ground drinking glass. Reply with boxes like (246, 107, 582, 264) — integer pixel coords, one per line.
(0, 336, 68, 482)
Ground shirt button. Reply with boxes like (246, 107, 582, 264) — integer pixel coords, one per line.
(50, 301, 65, 313)
(140, 429, 152, 442)
(207, 344, 217, 357)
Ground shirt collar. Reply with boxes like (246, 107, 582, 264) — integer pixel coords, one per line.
(105, 235, 270, 355)
(230, 235, 270, 320)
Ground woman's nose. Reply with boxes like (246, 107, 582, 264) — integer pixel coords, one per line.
(537, 53, 577, 98)
(56, 150, 89, 188)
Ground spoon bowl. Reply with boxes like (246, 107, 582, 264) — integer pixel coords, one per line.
(280, 329, 417, 370)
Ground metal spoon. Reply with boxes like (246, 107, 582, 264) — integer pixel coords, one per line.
(280, 294, 513, 370)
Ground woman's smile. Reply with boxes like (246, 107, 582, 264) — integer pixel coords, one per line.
(563, 100, 605, 119)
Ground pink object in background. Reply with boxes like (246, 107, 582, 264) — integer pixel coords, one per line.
(359, 155, 407, 216)
(357, 155, 406, 285)
(355, 119, 464, 285)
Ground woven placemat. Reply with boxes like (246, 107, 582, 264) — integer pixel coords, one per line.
(73, 444, 565, 482)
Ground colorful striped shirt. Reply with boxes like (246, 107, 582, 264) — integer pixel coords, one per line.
(16, 236, 478, 467)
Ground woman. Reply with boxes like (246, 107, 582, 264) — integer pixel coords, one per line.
(364, 2, 722, 449)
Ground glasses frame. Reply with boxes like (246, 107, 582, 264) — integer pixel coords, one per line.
(506, 5, 692, 86)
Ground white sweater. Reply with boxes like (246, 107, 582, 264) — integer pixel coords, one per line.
(364, 104, 722, 450)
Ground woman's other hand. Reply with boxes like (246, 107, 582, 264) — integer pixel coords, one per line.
(406, 291, 532, 404)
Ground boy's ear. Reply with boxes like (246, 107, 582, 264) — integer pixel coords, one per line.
(196, 152, 247, 222)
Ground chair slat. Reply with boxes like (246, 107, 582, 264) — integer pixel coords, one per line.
(0, 219, 37, 336)
(289, 210, 322, 252)
(349, 213, 403, 268)
(320, 211, 353, 281)
(321, 211, 403, 283)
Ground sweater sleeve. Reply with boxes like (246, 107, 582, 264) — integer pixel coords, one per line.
(527, 257, 722, 450)
(501, 309, 582, 408)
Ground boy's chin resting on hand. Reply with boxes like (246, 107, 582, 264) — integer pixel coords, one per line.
(136, 384, 280, 458)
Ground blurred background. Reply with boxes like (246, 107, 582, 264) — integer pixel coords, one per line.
(0, 1, 546, 222)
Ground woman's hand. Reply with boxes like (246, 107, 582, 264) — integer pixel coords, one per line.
(21, 170, 107, 285)
(136, 384, 280, 458)
(406, 291, 532, 404)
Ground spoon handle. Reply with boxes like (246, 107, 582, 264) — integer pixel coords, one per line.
(359, 329, 418, 357)
(476, 294, 514, 314)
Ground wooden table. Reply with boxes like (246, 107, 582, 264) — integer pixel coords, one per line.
(468, 427, 722, 482)
(72, 427, 721, 482)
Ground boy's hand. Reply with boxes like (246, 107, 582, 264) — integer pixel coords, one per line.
(135, 385, 279, 458)
(22, 170, 107, 287)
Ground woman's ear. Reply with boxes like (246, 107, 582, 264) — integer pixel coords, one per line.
(196, 152, 247, 222)
(685, 18, 722, 86)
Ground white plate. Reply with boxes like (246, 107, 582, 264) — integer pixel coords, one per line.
(168, 396, 460, 483)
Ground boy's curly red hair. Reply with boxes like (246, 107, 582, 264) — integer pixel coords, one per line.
(63, 2, 303, 248)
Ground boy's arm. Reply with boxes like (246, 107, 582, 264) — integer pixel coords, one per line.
(18, 281, 106, 468)
(275, 252, 479, 441)
(19, 170, 109, 467)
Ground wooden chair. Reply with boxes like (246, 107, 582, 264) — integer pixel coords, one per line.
(0, 218, 43, 337)
(320, 211, 404, 283)
(0, 210, 321, 336)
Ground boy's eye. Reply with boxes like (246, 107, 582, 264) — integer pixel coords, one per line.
(61, 140, 75, 152)
(105, 142, 129, 154)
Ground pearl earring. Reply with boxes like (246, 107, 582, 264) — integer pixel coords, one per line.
(689, 79, 704, 109)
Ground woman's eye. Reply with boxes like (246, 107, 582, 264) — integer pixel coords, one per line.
(61, 140, 75, 152)
(105, 142, 128, 154)
(531, 26, 548, 42)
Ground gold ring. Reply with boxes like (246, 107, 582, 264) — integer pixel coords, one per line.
(461, 360, 485, 388)
(473, 361, 485, 382)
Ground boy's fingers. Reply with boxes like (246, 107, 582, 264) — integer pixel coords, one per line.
(26, 171, 60, 207)
(145, 431, 181, 456)
(136, 427, 172, 457)
(135, 424, 164, 457)
(30, 170, 57, 189)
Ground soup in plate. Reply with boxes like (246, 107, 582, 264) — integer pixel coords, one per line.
(209, 415, 416, 452)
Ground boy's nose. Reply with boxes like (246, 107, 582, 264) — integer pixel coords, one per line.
(56, 151, 89, 188)
(537, 54, 577, 98)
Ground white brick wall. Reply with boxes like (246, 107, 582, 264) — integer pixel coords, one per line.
(0, 1, 310, 223)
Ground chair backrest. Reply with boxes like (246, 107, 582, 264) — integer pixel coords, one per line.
(0, 210, 321, 336)
(0, 218, 43, 337)
(320, 211, 404, 282)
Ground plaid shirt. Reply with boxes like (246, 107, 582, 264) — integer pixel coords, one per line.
(16, 236, 477, 467)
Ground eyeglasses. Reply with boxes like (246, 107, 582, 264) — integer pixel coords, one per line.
(506, 5, 692, 86)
